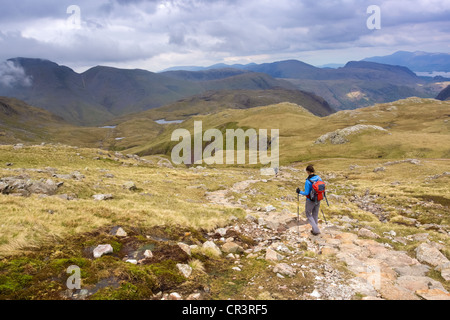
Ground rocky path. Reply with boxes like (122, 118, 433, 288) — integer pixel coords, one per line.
(203, 171, 450, 300)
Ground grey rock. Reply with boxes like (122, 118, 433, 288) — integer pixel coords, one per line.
(177, 242, 191, 256)
(273, 263, 295, 277)
(394, 265, 431, 277)
(144, 250, 153, 258)
(358, 228, 380, 239)
(93, 194, 113, 201)
(202, 241, 221, 256)
(123, 181, 137, 191)
(110, 226, 127, 237)
(93, 244, 113, 258)
(177, 264, 193, 278)
(215, 228, 227, 237)
(265, 248, 284, 261)
(222, 242, 244, 254)
(415, 243, 449, 267)
(169, 292, 182, 300)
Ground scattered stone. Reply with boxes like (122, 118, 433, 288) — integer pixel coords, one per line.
(232, 267, 242, 272)
(265, 205, 276, 213)
(169, 292, 182, 300)
(93, 194, 113, 201)
(187, 293, 201, 300)
(222, 242, 244, 254)
(373, 167, 386, 173)
(126, 259, 138, 264)
(215, 228, 227, 237)
(177, 264, 193, 278)
(157, 159, 174, 169)
(310, 289, 321, 298)
(177, 243, 191, 256)
(93, 244, 113, 258)
(273, 263, 296, 277)
(110, 226, 127, 237)
(358, 228, 380, 239)
(265, 248, 284, 261)
(202, 241, 222, 256)
(123, 181, 137, 191)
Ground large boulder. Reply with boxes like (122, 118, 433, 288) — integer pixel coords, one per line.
(415, 243, 449, 267)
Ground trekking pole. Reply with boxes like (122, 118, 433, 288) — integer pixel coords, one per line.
(322, 193, 330, 225)
(321, 208, 328, 225)
(297, 192, 300, 236)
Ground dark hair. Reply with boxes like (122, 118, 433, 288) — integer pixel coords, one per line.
(306, 165, 315, 173)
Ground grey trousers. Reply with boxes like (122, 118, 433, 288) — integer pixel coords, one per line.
(305, 199, 321, 234)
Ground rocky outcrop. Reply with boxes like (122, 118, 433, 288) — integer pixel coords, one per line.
(315, 125, 388, 145)
(0, 176, 61, 196)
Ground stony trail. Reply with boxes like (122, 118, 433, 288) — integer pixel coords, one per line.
(202, 169, 450, 300)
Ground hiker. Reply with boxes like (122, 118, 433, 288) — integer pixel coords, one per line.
(296, 165, 323, 236)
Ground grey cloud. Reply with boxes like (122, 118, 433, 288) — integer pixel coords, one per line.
(0, 0, 448, 70)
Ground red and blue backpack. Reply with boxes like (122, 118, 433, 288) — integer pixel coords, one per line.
(307, 177, 326, 203)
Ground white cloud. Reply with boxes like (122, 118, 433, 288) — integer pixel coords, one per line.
(0, 60, 32, 87)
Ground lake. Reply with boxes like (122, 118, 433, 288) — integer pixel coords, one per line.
(155, 119, 184, 125)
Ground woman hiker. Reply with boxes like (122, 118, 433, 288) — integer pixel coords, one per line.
(296, 165, 323, 236)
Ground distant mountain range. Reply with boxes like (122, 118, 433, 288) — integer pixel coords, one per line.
(165, 51, 450, 74)
(363, 51, 450, 73)
(0, 58, 297, 126)
(158, 57, 444, 110)
(0, 54, 446, 126)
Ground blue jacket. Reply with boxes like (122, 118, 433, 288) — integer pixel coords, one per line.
(299, 174, 322, 200)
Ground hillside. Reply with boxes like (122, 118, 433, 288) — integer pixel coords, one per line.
(121, 98, 450, 163)
(436, 85, 450, 101)
(113, 88, 334, 121)
(0, 96, 448, 163)
(0, 97, 121, 148)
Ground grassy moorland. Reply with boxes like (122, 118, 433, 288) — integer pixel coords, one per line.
(0, 97, 448, 300)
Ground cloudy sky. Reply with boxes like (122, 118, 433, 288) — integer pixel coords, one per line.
(0, 0, 449, 72)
